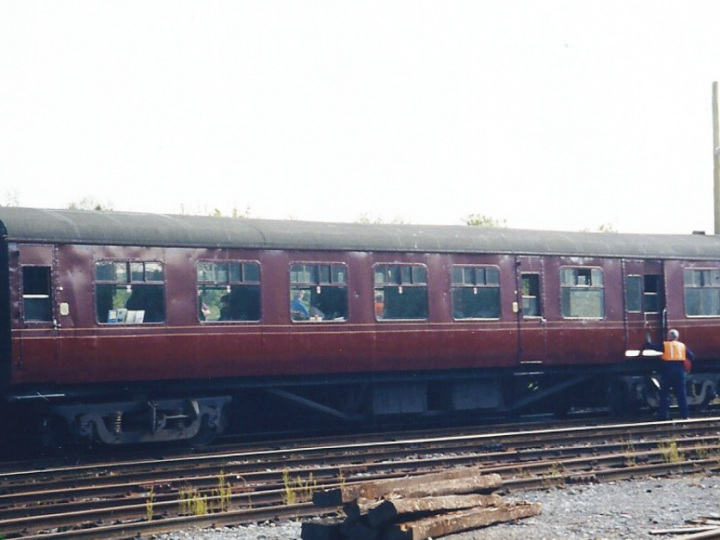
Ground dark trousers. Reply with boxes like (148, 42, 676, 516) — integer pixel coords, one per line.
(659, 361, 689, 419)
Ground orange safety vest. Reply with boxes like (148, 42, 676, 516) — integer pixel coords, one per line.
(662, 341, 687, 361)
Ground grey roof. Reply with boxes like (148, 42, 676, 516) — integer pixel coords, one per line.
(1, 206, 720, 260)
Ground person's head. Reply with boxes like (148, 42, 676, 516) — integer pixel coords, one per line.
(668, 329, 680, 341)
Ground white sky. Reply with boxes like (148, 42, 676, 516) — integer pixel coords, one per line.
(1, 2, 719, 234)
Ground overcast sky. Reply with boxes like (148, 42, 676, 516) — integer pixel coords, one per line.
(1, 2, 719, 234)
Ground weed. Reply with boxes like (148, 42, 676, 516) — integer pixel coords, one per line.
(282, 469, 318, 505)
(624, 439, 636, 467)
(212, 471, 233, 513)
(179, 486, 209, 516)
(145, 486, 155, 522)
(337, 468, 346, 489)
(659, 440, 684, 463)
(694, 445, 710, 460)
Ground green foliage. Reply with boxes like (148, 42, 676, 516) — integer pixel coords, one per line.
(179, 486, 209, 516)
(356, 213, 410, 224)
(180, 204, 252, 218)
(66, 196, 114, 212)
(145, 486, 155, 522)
(659, 440, 684, 463)
(282, 469, 318, 505)
(581, 223, 617, 233)
(212, 471, 233, 513)
(463, 214, 506, 227)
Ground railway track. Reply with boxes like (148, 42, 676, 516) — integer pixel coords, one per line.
(2, 417, 720, 539)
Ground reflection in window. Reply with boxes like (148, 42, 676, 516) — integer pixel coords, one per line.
(561, 267, 604, 319)
(95, 261, 165, 324)
(522, 273, 541, 317)
(374, 264, 428, 320)
(197, 262, 261, 322)
(22, 266, 52, 322)
(290, 263, 347, 322)
(626, 275, 642, 313)
(451, 266, 500, 319)
(644, 275, 661, 314)
(684, 268, 720, 317)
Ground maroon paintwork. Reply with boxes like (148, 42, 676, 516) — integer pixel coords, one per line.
(11, 237, 719, 391)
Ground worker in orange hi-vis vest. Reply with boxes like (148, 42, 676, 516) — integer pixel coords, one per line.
(643, 329, 694, 420)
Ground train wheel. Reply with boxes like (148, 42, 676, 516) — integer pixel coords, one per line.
(37, 415, 70, 452)
(607, 381, 637, 417)
(188, 414, 218, 447)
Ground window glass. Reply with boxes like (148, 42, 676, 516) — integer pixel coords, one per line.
(374, 264, 428, 320)
(684, 269, 720, 317)
(332, 266, 346, 284)
(22, 266, 52, 322)
(643, 275, 661, 314)
(197, 261, 261, 322)
(243, 263, 260, 283)
(96, 261, 165, 324)
(145, 262, 164, 282)
(451, 265, 501, 319)
(290, 263, 347, 322)
(626, 275, 642, 313)
(521, 273, 541, 318)
(95, 261, 115, 282)
(561, 267, 604, 318)
(130, 262, 144, 282)
(412, 266, 427, 284)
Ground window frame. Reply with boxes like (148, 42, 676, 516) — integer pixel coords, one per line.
(196, 260, 262, 324)
(560, 266, 605, 320)
(625, 274, 643, 314)
(20, 264, 54, 325)
(683, 267, 720, 318)
(450, 264, 502, 321)
(373, 263, 429, 322)
(94, 259, 166, 325)
(289, 261, 349, 323)
(521, 272, 542, 319)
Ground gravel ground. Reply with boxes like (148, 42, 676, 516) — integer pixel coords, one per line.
(152, 475, 720, 540)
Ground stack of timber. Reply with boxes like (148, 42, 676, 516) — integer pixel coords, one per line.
(302, 467, 541, 540)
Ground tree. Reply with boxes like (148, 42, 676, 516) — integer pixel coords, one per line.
(356, 213, 411, 224)
(66, 197, 114, 211)
(179, 204, 252, 218)
(581, 223, 617, 233)
(0, 190, 20, 207)
(463, 213, 506, 227)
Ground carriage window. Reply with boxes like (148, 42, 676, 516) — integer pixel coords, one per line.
(95, 261, 165, 324)
(197, 261, 261, 322)
(522, 273, 541, 317)
(626, 275, 642, 313)
(644, 275, 661, 314)
(22, 266, 52, 322)
(290, 263, 347, 322)
(451, 266, 500, 319)
(374, 264, 428, 320)
(684, 268, 720, 317)
(561, 267, 604, 319)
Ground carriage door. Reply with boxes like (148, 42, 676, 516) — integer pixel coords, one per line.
(622, 259, 665, 350)
(16, 244, 58, 377)
(516, 256, 547, 364)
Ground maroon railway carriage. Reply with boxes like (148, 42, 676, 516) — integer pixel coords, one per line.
(1, 207, 719, 445)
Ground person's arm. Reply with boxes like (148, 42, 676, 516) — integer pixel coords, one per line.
(643, 340, 663, 353)
(686, 347, 695, 361)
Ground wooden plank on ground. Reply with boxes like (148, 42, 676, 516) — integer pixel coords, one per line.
(313, 468, 501, 507)
(383, 500, 542, 540)
(368, 493, 504, 528)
